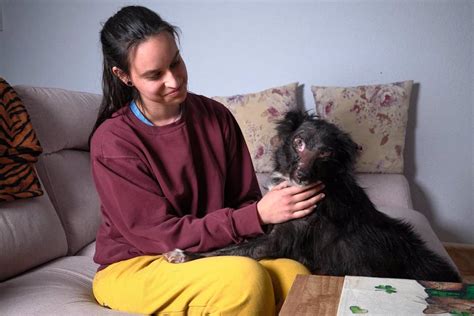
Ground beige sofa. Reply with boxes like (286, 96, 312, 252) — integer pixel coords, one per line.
(0, 85, 457, 315)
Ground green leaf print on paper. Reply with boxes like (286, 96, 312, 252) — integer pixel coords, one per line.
(350, 306, 369, 314)
(449, 311, 471, 316)
(375, 284, 397, 294)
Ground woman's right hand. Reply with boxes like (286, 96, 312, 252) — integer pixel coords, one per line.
(256, 181, 325, 225)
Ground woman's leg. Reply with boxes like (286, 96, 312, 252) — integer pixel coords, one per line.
(259, 258, 311, 309)
(93, 255, 275, 315)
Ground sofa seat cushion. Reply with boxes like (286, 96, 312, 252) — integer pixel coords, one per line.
(0, 256, 138, 315)
(7, 211, 454, 316)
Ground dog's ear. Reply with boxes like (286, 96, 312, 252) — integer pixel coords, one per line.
(336, 131, 360, 171)
(275, 110, 307, 136)
(270, 135, 282, 150)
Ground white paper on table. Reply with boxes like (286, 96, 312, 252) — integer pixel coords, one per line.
(336, 275, 450, 316)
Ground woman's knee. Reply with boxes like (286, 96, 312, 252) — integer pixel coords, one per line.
(205, 256, 275, 315)
(264, 258, 311, 275)
(219, 256, 273, 289)
(258, 258, 311, 305)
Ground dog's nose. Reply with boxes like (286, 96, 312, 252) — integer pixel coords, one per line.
(295, 169, 307, 181)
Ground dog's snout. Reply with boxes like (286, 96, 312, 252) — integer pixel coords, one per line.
(295, 168, 306, 180)
(292, 163, 313, 184)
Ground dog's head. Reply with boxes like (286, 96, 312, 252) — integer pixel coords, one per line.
(273, 110, 359, 185)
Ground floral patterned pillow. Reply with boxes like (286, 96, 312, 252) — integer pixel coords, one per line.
(212, 83, 298, 173)
(312, 81, 413, 173)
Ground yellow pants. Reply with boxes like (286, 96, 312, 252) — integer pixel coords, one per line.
(93, 255, 310, 315)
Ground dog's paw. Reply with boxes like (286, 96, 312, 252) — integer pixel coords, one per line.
(163, 248, 190, 263)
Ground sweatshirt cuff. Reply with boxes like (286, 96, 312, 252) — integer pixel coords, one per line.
(232, 202, 264, 238)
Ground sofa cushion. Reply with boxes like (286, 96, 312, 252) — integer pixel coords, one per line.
(355, 173, 413, 209)
(36, 150, 101, 255)
(0, 179, 67, 281)
(13, 86, 101, 154)
(0, 79, 44, 201)
(0, 256, 137, 315)
(312, 81, 413, 173)
(212, 83, 299, 173)
(14, 86, 102, 255)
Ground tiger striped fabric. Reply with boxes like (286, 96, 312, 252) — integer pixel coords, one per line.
(0, 77, 43, 201)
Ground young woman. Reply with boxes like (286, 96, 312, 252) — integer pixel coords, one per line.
(89, 6, 325, 315)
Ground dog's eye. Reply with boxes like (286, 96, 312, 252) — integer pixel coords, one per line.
(293, 137, 305, 152)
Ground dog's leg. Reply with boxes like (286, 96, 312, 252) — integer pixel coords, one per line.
(203, 236, 277, 258)
(163, 249, 203, 263)
(164, 235, 280, 263)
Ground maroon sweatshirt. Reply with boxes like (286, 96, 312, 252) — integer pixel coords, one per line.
(90, 93, 264, 268)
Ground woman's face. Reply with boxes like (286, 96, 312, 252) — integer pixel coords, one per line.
(128, 32, 188, 109)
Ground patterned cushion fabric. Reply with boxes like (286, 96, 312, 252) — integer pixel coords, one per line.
(311, 81, 413, 173)
(0, 78, 43, 201)
(212, 83, 298, 173)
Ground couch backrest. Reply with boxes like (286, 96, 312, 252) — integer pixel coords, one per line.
(14, 85, 102, 255)
(0, 181, 68, 281)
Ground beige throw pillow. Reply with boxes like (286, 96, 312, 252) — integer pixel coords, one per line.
(213, 83, 298, 173)
(312, 81, 413, 173)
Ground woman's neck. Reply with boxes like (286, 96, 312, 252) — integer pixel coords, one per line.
(137, 99, 182, 126)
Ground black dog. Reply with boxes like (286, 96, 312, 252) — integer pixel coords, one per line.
(166, 110, 460, 282)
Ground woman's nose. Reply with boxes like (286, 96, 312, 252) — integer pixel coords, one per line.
(164, 70, 180, 88)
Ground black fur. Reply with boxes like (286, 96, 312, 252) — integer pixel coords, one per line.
(181, 110, 461, 282)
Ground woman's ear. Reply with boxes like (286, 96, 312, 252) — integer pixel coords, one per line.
(112, 67, 133, 86)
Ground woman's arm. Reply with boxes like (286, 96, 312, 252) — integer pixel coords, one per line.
(92, 152, 264, 255)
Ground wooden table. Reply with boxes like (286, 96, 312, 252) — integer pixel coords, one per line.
(279, 275, 344, 316)
(280, 274, 474, 316)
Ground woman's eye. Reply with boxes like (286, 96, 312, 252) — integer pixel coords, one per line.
(147, 72, 162, 80)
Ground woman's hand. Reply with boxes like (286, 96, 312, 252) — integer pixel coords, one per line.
(256, 181, 325, 225)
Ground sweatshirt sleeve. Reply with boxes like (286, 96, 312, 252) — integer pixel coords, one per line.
(222, 108, 264, 234)
(91, 133, 263, 256)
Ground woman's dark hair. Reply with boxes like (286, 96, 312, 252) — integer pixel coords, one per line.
(89, 6, 179, 145)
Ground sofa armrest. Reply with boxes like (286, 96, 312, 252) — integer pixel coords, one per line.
(355, 173, 413, 209)
(378, 206, 458, 272)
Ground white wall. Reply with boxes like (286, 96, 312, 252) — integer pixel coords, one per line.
(0, 0, 472, 243)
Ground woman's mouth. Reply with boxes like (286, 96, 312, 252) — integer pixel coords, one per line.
(165, 85, 184, 97)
